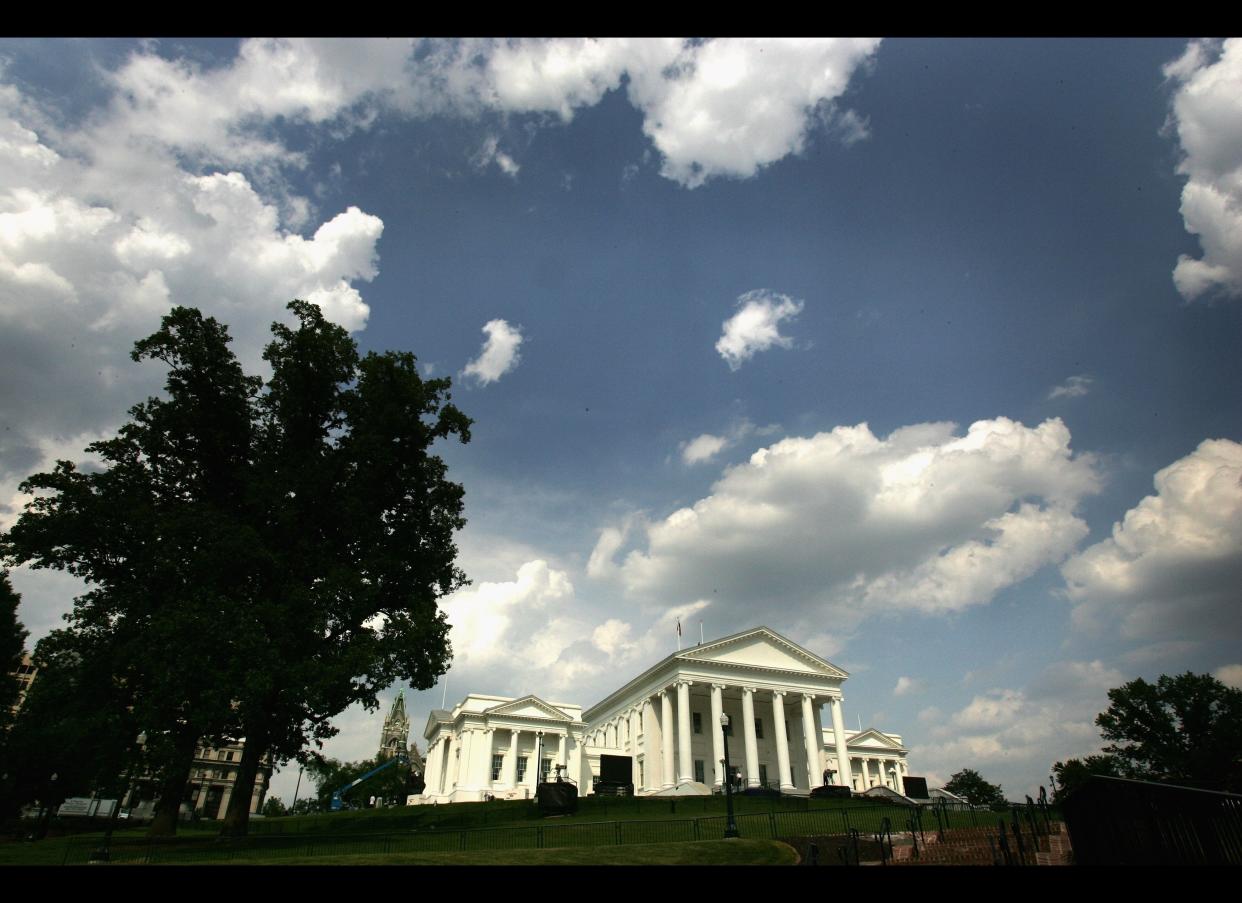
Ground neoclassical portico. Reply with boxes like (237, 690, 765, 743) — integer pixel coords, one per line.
(581, 627, 867, 795)
(418, 694, 587, 804)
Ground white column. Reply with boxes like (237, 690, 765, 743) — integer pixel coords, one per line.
(801, 694, 822, 789)
(641, 698, 655, 792)
(457, 729, 473, 791)
(861, 757, 872, 788)
(423, 735, 443, 796)
(830, 696, 850, 787)
(558, 733, 567, 771)
(443, 736, 458, 792)
(741, 686, 760, 788)
(710, 683, 725, 789)
(528, 732, 542, 788)
(771, 691, 794, 791)
(660, 689, 675, 789)
(476, 729, 495, 792)
(568, 732, 582, 788)
(505, 729, 520, 789)
(676, 679, 693, 784)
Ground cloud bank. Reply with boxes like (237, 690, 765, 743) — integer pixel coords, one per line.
(1061, 438, 1242, 640)
(1165, 39, 1242, 301)
(595, 417, 1101, 627)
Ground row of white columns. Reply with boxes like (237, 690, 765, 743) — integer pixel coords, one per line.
(425, 726, 572, 796)
(623, 681, 846, 793)
(853, 756, 907, 794)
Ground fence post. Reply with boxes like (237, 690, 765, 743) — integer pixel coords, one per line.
(615, 821, 622, 845)
(693, 818, 700, 841)
(769, 812, 777, 838)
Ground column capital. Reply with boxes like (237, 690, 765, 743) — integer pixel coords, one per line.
(742, 685, 757, 694)
(771, 689, 787, 700)
(801, 692, 816, 703)
(711, 682, 728, 691)
(675, 678, 694, 688)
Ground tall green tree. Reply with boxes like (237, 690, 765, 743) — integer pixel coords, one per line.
(3, 308, 258, 836)
(216, 301, 468, 836)
(1094, 673, 1242, 792)
(3, 300, 469, 839)
(0, 572, 27, 732)
(943, 768, 1007, 809)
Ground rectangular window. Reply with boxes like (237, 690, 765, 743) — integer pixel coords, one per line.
(541, 757, 552, 782)
(693, 712, 702, 734)
(755, 718, 764, 739)
(759, 764, 769, 787)
(491, 754, 504, 782)
(225, 750, 235, 762)
(694, 760, 705, 783)
(517, 757, 528, 783)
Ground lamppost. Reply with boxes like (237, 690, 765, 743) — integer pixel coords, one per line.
(720, 714, 739, 839)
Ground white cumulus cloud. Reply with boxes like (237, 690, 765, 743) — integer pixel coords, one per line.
(598, 417, 1100, 626)
(462, 319, 524, 386)
(1216, 664, 1242, 688)
(0, 76, 384, 531)
(716, 289, 805, 370)
(1061, 438, 1242, 640)
(1165, 39, 1242, 301)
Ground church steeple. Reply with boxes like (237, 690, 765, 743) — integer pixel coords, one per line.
(379, 690, 411, 759)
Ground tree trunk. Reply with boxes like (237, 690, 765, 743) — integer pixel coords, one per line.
(148, 730, 197, 838)
(219, 723, 269, 838)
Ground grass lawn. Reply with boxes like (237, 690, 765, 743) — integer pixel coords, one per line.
(194, 839, 798, 866)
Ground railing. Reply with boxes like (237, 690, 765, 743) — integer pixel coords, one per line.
(1062, 775, 1242, 866)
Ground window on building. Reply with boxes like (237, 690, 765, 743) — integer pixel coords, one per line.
(693, 712, 702, 734)
(694, 760, 705, 783)
(225, 750, 235, 762)
(755, 718, 764, 739)
(638, 761, 644, 786)
(491, 754, 504, 782)
(541, 758, 552, 782)
(517, 757, 528, 783)
(759, 764, 768, 787)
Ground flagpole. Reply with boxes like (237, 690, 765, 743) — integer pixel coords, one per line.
(700, 621, 704, 644)
(676, 619, 682, 651)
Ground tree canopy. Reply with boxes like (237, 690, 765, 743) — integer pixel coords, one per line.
(1093, 672, 1242, 793)
(1050, 755, 1120, 803)
(943, 768, 1007, 809)
(1, 301, 471, 836)
(0, 572, 27, 732)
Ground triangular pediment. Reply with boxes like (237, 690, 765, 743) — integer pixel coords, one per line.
(848, 728, 904, 750)
(485, 695, 573, 722)
(678, 627, 847, 679)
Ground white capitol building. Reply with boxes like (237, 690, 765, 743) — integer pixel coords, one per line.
(415, 626, 910, 803)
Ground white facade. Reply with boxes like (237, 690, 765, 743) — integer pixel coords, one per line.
(418, 694, 587, 803)
(417, 626, 910, 803)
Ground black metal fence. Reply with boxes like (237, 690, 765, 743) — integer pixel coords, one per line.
(1062, 775, 1242, 866)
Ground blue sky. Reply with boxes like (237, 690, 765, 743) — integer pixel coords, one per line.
(2, 38, 1240, 805)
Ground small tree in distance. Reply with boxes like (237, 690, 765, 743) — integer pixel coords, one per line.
(943, 768, 1007, 809)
